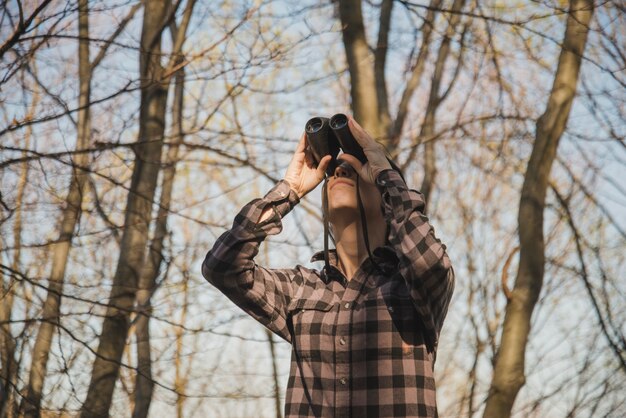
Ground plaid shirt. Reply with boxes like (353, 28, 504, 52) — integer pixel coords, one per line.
(202, 170, 454, 417)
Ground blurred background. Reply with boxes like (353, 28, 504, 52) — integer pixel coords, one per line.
(0, 0, 624, 417)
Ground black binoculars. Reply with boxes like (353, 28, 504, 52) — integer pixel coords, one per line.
(305, 114, 367, 176)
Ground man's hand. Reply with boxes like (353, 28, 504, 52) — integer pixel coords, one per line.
(284, 132, 332, 198)
(338, 117, 392, 184)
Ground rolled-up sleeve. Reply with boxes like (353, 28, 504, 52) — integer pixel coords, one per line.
(202, 180, 301, 342)
(376, 169, 455, 349)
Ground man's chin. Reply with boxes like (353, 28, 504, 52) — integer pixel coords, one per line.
(328, 204, 359, 221)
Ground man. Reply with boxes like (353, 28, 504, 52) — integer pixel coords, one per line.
(203, 116, 454, 417)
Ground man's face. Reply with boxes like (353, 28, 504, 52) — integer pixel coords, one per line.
(327, 161, 383, 223)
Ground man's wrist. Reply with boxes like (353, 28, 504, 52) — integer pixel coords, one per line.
(283, 179, 304, 199)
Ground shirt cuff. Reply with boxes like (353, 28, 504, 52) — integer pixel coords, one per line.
(262, 180, 300, 219)
(375, 169, 405, 190)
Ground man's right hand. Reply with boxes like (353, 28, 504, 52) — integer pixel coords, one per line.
(284, 132, 332, 199)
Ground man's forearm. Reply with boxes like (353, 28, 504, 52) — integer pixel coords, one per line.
(259, 205, 275, 223)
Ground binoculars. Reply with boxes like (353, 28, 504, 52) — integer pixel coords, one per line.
(305, 114, 367, 176)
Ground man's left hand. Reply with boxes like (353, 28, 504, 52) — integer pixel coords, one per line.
(337, 116, 391, 184)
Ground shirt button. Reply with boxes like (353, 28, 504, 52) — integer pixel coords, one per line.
(344, 302, 350, 309)
(339, 338, 346, 345)
(340, 378, 347, 385)
(388, 306, 394, 313)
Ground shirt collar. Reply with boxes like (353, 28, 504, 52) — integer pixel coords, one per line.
(310, 246, 398, 283)
(310, 246, 397, 263)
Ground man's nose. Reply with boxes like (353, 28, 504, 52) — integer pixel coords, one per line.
(334, 162, 354, 178)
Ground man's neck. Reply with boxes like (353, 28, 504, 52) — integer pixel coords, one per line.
(331, 210, 386, 281)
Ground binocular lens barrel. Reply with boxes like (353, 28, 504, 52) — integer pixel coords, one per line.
(304, 113, 367, 176)
(329, 114, 348, 130)
(306, 117, 325, 133)
(330, 114, 367, 164)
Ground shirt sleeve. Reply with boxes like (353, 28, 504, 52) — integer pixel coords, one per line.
(376, 169, 455, 349)
(201, 180, 301, 343)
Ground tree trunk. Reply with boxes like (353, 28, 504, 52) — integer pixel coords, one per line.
(20, 2, 91, 417)
(1, 62, 40, 418)
(337, 0, 383, 139)
(174, 273, 189, 418)
(483, 1, 594, 417)
(132, 61, 186, 418)
(0, 140, 28, 418)
(80, 1, 170, 416)
(373, 0, 393, 137)
(131, 3, 196, 414)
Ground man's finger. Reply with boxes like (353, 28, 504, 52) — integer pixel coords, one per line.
(295, 132, 307, 153)
(304, 148, 316, 168)
(316, 155, 332, 178)
(348, 117, 376, 147)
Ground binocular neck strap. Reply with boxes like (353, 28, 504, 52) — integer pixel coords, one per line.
(356, 176, 383, 275)
(322, 176, 383, 281)
(322, 179, 332, 276)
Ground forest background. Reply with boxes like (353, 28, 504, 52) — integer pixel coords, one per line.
(0, 0, 624, 417)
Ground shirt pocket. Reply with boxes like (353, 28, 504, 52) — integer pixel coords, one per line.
(287, 298, 335, 360)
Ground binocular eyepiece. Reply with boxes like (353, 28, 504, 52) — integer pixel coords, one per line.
(305, 114, 367, 176)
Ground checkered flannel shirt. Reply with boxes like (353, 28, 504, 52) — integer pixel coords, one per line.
(202, 169, 454, 417)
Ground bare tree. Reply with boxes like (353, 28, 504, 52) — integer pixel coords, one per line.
(483, 1, 595, 416)
(80, 1, 181, 416)
(0, 95, 34, 418)
(18, 2, 91, 416)
(413, 0, 465, 211)
(0, 47, 41, 415)
(19, 2, 142, 416)
(0, 1, 623, 416)
(132, 21, 190, 417)
(336, 0, 383, 138)
(337, 0, 467, 153)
